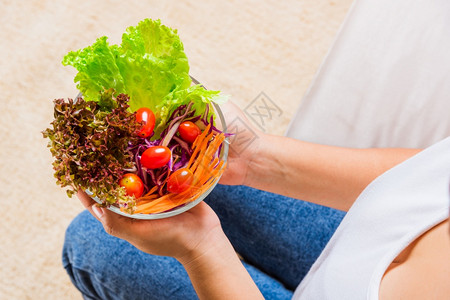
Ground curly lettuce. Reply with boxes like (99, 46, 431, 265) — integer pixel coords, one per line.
(42, 91, 139, 209)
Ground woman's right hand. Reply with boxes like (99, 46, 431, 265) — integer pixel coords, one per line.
(219, 100, 266, 186)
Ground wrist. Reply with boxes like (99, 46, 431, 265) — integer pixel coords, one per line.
(241, 131, 268, 187)
(244, 133, 281, 189)
(177, 222, 264, 300)
(176, 226, 236, 269)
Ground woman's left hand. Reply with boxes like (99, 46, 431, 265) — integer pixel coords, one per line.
(77, 186, 264, 299)
(77, 190, 224, 264)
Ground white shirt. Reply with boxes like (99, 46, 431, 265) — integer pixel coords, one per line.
(286, 0, 450, 150)
(293, 136, 450, 299)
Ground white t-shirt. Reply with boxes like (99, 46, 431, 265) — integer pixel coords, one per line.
(293, 136, 450, 299)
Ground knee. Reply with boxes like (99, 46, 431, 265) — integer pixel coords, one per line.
(62, 210, 105, 299)
(62, 210, 102, 268)
(64, 210, 99, 246)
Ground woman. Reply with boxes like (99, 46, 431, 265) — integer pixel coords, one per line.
(63, 102, 450, 299)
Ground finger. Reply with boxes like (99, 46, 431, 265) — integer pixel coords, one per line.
(76, 190, 134, 238)
(90, 203, 138, 240)
(76, 190, 96, 208)
(76, 190, 104, 223)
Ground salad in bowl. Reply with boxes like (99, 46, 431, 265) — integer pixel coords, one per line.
(43, 19, 229, 219)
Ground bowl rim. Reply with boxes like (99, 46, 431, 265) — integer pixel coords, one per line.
(77, 91, 229, 219)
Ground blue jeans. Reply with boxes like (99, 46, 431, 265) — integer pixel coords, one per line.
(62, 185, 345, 300)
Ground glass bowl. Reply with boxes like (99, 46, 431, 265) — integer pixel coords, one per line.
(77, 92, 229, 219)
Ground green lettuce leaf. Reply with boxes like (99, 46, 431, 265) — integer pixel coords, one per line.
(62, 18, 227, 131)
(156, 84, 229, 132)
(62, 37, 125, 102)
(117, 19, 191, 111)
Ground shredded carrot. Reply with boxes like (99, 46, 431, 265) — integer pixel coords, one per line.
(143, 185, 158, 197)
(198, 161, 224, 186)
(134, 187, 200, 214)
(192, 138, 224, 184)
(187, 124, 211, 168)
(136, 194, 159, 205)
(192, 123, 211, 151)
(193, 135, 224, 182)
(189, 132, 214, 174)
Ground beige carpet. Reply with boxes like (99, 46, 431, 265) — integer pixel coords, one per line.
(0, 0, 353, 298)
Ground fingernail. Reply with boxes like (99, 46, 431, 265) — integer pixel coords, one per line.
(92, 205, 104, 219)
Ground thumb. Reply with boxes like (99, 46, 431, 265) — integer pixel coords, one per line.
(91, 204, 105, 219)
(90, 203, 133, 239)
(77, 190, 132, 239)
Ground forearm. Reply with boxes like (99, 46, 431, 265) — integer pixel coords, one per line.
(246, 134, 421, 211)
(178, 228, 263, 300)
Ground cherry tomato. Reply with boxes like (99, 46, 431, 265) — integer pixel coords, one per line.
(136, 107, 156, 138)
(178, 121, 201, 144)
(141, 146, 171, 169)
(119, 173, 144, 198)
(167, 168, 194, 194)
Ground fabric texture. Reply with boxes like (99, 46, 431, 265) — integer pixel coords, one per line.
(293, 136, 450, 299)
(285, 0, 450, 149)
(63, 185, 345, 299)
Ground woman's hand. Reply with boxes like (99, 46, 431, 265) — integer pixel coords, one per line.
(77, 191, 264, 299)
(77, 190, 223, 263)
(219, 101, 266, 186)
